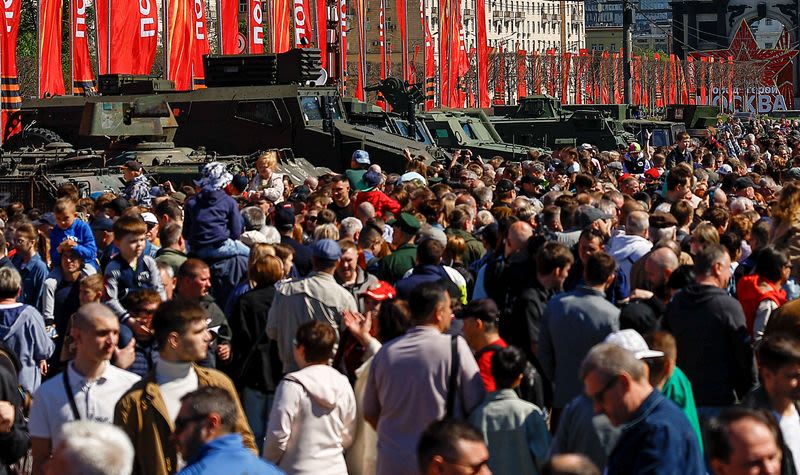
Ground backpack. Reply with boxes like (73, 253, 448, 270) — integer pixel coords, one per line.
(475, 344, 545, 409)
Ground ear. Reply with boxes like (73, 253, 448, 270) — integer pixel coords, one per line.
(167, 331, 181, 350)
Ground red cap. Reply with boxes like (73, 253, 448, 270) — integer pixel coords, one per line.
(618, 173, 633, 181)
(645, 168, 660, 179)
(362, 281, 396, 301)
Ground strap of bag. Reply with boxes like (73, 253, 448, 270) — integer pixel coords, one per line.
(445, 335, 460, 419)
(62, 368, 81, 421)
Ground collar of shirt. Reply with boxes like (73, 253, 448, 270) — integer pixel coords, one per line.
(68, 360, 111, 389)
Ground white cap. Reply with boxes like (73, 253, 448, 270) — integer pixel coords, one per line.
(605, 329, 664, 360)
(140, 212, 158, 225)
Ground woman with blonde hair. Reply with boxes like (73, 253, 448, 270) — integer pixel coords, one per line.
(230, 247, 284, 452)
(770, 181, 800, 287)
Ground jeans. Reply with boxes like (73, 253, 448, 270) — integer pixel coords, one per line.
(192, 238, 250, 261)
(243, 386, 274, 455)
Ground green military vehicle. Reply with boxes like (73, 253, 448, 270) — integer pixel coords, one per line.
(487, 95, 633, 151)
(8, 50, 442, 174)
(664, 104, 720, 139)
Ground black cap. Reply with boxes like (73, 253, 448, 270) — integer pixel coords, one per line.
(104, 197, 131, 215)
(273, 205, 295, 230)
(455, 299, 499, 323)
(496, 179, 515, 193)
(734, 176, 757, 190)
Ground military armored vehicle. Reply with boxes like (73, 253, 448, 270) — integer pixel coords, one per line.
(0, 96, 328, 210)
(488, 95, 634, 151)
(422, 109, 536, 160)
(664, 104, 720, 139)
(8, 49, 442, 174)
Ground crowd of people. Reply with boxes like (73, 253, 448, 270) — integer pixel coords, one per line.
(1, 116, 800, 474)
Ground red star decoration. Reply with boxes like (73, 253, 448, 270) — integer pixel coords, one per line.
(689, 21, 797, 90)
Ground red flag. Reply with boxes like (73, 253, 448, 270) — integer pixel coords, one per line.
(727, 55, 734, 112)
(316, 0, 327, 69)
(293, 0, 312, 48)
(531, 52, 541, 94)
(561, 52, 570, 103)
(494, 47, 505, 105)
(438, 0, 449, 106)
(191, 0, 210, 88)
(377, 0, 386, 109)
(422, 0, 434, 110)
(396, 0, 408, 81)
(39, 0, 65, 97)
(447, 0, 461, 106)
(516, 50, 526, 100)
(1, 0, 21, 140)
(686, 55, 695, 105)
(250, 0, 265, 52)
(71, 0, 95, 94)
(454, 2, 468, 107)
(167, 0, 194, 90)
(475, 0, 488, 107)
(219, 0, 238, 53)
(699, 57, 707, 105)
(354, 0, 366, 100)
(96, 0, 158, 74)
(339, 0, 346, 90)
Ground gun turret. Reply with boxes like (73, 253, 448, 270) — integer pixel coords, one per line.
(365, 78, 425, 139)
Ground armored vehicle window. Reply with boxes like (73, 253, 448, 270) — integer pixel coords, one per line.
(650, 129, 669, 147)
(461, 123, 478, 140)
(300, 96, 324, 121)
(234, 101, 282, 126)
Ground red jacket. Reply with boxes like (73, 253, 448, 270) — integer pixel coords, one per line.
(736, 274, 787, 336)
(354, 189, 401, 218)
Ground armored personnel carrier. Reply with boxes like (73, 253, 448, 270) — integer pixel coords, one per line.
(488, 95, 633, 151)
(8, 49, 443, 174)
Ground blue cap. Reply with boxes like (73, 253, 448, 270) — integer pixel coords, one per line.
(352, 149, 370, 165)
(34, 212, 56, 227)
(90, 217, 114, 232)
(118, 324, 134, 349)
(355, 170, 382, 192)
(312, 239, 342, 261)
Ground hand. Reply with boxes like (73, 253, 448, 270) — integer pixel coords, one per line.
(403, 148, 413, 162)
(163, 180, 176, 193)
(630, 288, 654, 300)
(127, 318, 153, 340)
(114, 337, 137, 370)
(38, 360, 48, 376)
(216, 343, 231, 361)
(58, 239, 77, 253)
(0, 401, 14, 433)
(342, 310, 372, 346)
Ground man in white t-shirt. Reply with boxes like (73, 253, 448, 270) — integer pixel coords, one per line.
(743, 333, 800, 473)
(29, 303, 140, 475)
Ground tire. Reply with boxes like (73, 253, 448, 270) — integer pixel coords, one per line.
(24, 127, 63, 148)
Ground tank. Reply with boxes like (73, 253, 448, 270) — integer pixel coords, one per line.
(487, 95, 634, 151)
(664, 104, 720, 139)
(0, 95, 330, 210)
(8, 49, 442, 174)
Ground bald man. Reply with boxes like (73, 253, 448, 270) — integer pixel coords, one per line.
(543, 454, 600, 475)
(475, 221, 532, 304)
(621, 246, 681, 335)
(29, 303, 141, 475)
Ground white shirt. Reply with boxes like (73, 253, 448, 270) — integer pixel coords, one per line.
(780, 405, 800, 475)
(28, 361, 140, 445)
(155, 359, 199, 421)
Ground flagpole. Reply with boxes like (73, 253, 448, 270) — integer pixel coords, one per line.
(107, 0, 111, 72)
(163, 0, 170, 79)
(69, 0, 74, 94)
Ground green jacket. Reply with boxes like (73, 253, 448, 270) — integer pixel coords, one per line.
(155, 247, 188, 276)
(114, 364, 256, 475)
(661, 366, 703, 454)
(446, 228, 486, 267)
(377, 243, 417, 284)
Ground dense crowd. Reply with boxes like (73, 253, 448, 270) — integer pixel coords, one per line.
(2, 115, 800, 474)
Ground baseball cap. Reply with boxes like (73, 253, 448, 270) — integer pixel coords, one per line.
(579, 143, 594, 152)
(355, 171, 383, 192)
(273, 205, 296, 230)
(644, 168, 660, 179)
(90, 217, 114, 232)
(455, 299, 499, 323)
(628, 142, 642, 153)
(607, 161, 623, 171)
(496, 179, 515, 193)
(605, 329, 664, 359)
(34, 212, 56, 227)
(105, 197, 131, 215)
(733, 176, 757, 190)
(400, 171, 427, 185)
(170, 192, 187, 205)
(312, 239, 342, 261)
(352, 149, 371, 165)
(389, 212, 421, 235)
(140, 212, 158, 225)
(716, 164, 733, 176)
(578, 207, 613, 229)
(362, 281, 397, 301)
(416, 224, 447, 247)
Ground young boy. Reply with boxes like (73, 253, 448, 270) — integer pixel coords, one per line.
(104, 215, 165, 322)
(468, 346, 550, 475)
(50, 198, 98, 269)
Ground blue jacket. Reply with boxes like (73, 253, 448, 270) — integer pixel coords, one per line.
(11, 253, 48, 310)
(395, 264, 453, 299)
(178, 433, 284, 475)
(104, 253, 165, 321)
(50, 219, 97, 269)
(607, 391, 704, 475)
(183, 189, 243, 248)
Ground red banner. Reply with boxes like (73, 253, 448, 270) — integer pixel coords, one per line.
(339, 0, 346, 90)
(475, 0, 488, 107)
(167, 0, 193, 90)
(71, 0, 95, 94)
(316, 0, 327, 69)
(493, 47, 505, 105)
(396, 0, 408, 82)
(1, 0, 21, 140)
(39, 0, 65, 97)
(454, 1, 468, 107)
(220, 0, 238, 53)
(96, 0, 157, 74)
(377, 0, 386, 109)
(422, 1, 434, 110)
(531, 52, 541, 94)
(438, 0, 449, 106)
(293, 0, 312, 48)
(516, 50, 526, 100)
(250, 0, 265, 52)
(354, 0, 366, 100)
(561, 52, 570, 102)
(191, 0, 210, 88)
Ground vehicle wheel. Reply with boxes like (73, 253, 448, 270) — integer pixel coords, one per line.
(24, 127, 63, 148)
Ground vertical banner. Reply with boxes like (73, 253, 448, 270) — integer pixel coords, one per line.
(339, 0, 346, 90)
(71, 0, 96, 94)
(686, 55, 695, 105)
(561, 52, 570, 103)
(39, 0, 65, 97)
(251, 0, 265, 52)
(96, 0, 158, 74)
(423, 0, 435, 110)
(531, 51, 541, 94)
(316, 0, 327, 68)
(446, 0, 460, 106)
(454, 2, 467, 107)
(395, 0, 408, 81)
(438, 0, 449, 107)
(168, 0, 194, 90)
(727, 55, 734, 110)
(191, 0, 210, 88)
(516, 50, 526, 100)
(475, 0, 488, 107)
(220, 0, 239, 53)
(293, 0, 312, 48)
(377, 0, 386, 109)
(354, 0, 366, 100)
(1, 0, 21, 140)
(493, 47, 505, 105)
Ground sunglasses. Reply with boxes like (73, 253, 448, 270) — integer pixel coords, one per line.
(589, 375, 619, 403)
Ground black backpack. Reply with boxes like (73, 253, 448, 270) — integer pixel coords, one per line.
(475, 344, 545, 409)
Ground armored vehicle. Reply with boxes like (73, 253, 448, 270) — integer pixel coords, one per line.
(488, 95, 633, 151)
(664, 104, 720, 139)
(423, 109, 536, 160)
(623, 120, 687, 148)
(8, 49, 441, 174)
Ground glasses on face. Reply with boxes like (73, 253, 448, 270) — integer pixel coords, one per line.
(589, 375, 619, 404)
(442, 457, 491, 475)
(14, 238, 29, 245)
(174, 413, 207, 433)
